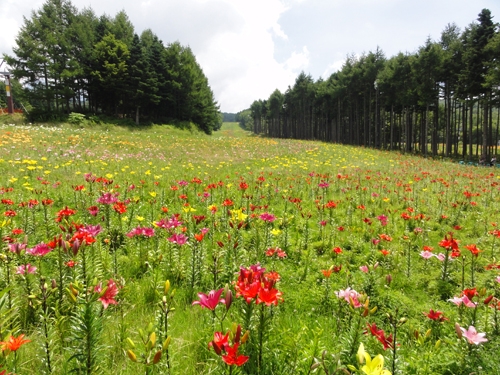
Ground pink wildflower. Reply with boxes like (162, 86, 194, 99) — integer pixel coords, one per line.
(192, 288, 225, 310)
(95, 279, 119, 309)
(460, 326, 488, 345)
(16, 264, 37, 275)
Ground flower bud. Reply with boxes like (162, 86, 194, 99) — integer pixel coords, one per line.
(241, 330, 250, 343)
(126, 338, 135, 348)
(224, 286, 233, 311)
(162, 336, 171, 351)
(435, 339, 441, 350)
(51, 279, 57, 290)
(385, 274, 392, 285)
(235, 324, 241, 344)
(164, 280, 170, 295)
(68, 291, 77, 303)
(455, 323, 462, 339)
(425, 329, 432, 339)
(153, 350, 162, 364)
(127, 350, 137, 362)
(69, 283, 78, 297)
(72, 239, 81, 256)
(149, 332, 156, 346)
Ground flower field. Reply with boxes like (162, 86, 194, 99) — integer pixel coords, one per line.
(0, 121, 499, 374)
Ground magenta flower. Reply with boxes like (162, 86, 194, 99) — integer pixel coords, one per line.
(81, 225, 102, 237)
(359, 265, 369, 273)
(84, 173, 96, 183)
(259, 213, 276, 222)
(192, 288, 225, 310)
(168, 233, 188, 245)
(126, 226, 155, 238)
(377, 215, 388, 226)
(95, 279, 119, 309)
(87, 206, 99, 216)
(460, 326, 488, 345)
(96, 192, 118, 205)
(496, 276, 500, 284)
(26, 243, 52, 256)
(318, 182, 330, 189)
(8, 242, 27, 255)
(155, 215, 182, 229)
(16, 264, 37, 275)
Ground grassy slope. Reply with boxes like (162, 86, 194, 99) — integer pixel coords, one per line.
(0, 122, 498, 374)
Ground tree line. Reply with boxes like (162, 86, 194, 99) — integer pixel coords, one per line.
(3, 0, 221, 134)
(240, 9, 500, 159)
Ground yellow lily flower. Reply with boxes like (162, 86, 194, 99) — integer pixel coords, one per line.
(361, 351, 391, 375)
(270, 228, 282, 236)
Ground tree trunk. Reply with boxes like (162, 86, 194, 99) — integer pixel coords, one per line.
(483, 93, 489, 157)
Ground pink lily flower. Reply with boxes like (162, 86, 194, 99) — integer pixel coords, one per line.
(192, 288, 225, 310)
(460, 325, 488, 345)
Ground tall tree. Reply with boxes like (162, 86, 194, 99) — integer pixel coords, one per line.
(5, 0, 79, 113)
(126, 33, 149, 124)
(91, 33, 129, 114)
(413, 38, 442, 155)
(110, 10, 134, 48)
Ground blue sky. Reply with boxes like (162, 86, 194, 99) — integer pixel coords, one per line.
(1, 0, 500, 113)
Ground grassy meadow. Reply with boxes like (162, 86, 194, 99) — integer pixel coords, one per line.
(0, 120, 499, 374)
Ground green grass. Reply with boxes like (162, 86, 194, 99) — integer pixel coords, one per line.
(0, 122, 498, 374)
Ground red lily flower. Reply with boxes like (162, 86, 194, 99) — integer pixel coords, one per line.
(322, 269, 333, 278)
(365, 322, 393, 350)
(221, 343, 249, 366)
(439, 234, 459, 251)
(0, 334, 30, 352)
(462, 288, 478, 300)
(208, 331, 229, 355)
(256, 287, 283, 306)
(424, 309, 448, 322)
(465, 244, 481, 257)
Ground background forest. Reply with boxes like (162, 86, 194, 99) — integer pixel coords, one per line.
(1, 0, 221, 134)
(239, 9, 500, 160)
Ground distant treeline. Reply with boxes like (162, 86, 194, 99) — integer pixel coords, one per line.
(222, 113, 236, 122)
(241, 9, 500, 158)
(3, 0, 221, 134)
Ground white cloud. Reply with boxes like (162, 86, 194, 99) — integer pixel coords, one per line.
(283, 46, 309, 72)
(192, 0, 310, 112)
(321, 60, 344, 79)
(3, 0, 500, 113)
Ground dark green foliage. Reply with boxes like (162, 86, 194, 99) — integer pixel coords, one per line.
(3, 0, 220, 134)
(241, 8, 500, 159)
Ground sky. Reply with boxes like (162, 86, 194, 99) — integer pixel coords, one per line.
(1, 0, 500, 113)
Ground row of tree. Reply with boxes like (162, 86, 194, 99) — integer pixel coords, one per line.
(240, 9, 500, 158)
(3, 0, 221, 133)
